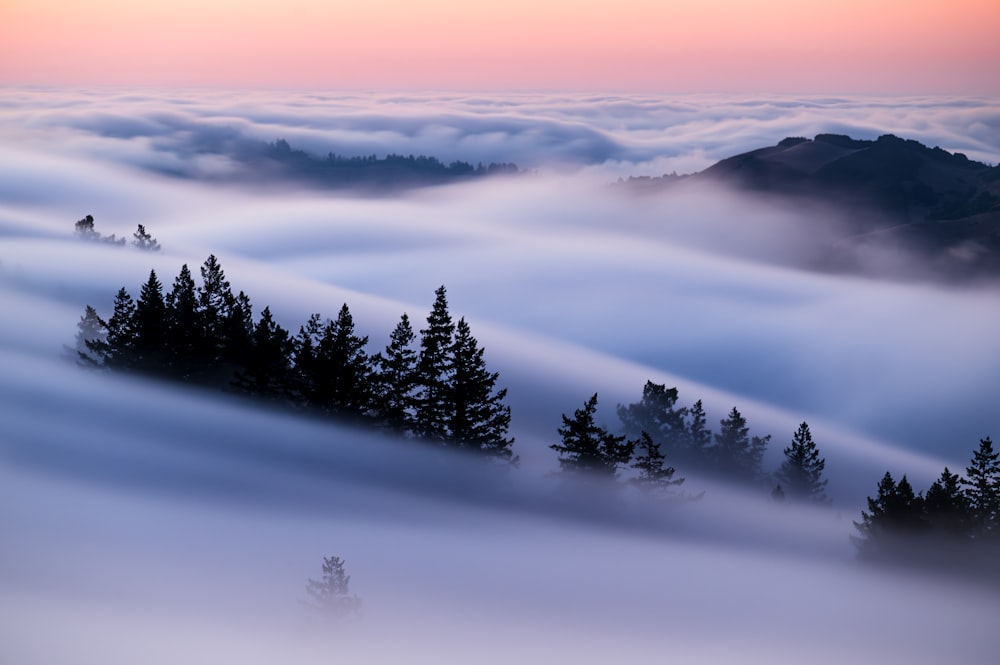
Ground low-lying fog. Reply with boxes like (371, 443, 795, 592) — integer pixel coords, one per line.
(2, 90, 999, 663)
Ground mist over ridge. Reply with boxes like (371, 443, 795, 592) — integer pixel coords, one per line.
(3, 88, 1000, 664)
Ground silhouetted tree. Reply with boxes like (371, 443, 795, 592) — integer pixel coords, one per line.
(234, 306, 294, 398)
(775, 422, 829, 504)
(924, 467, 972, 539)
(445, 317, 514, 458)
(133, 270, 166, 370)
(132, 224, 161, 251)
(304, 555, 362, 622)
(372, 313, 419, 433)
(164, 264, 201, 377)
(630, 431, 684, 494)
(73, 214, 124, 245)
(852, 472, 926, 560)
(712, 407, 769, 482)
(963, 437, 1000, 538)
(618, 381, 688, 462)
(69, 305, 107, 366)
(415, 286, 455, 440)
(323, 304, 375, 417)
(86, 287, 136, 368)
(551, 394, 634, 478)
(684, 399, 712, 464)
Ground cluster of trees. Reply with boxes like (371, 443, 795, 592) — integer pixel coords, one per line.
(853, 438, 1000, 575)
(74, 214, 161, 251)
(73, 255, 514, 459)
(262, 139, 519, 189)
(550, 383, 829, 503)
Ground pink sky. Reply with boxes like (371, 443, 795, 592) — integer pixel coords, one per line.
(1, 0, 998, 93)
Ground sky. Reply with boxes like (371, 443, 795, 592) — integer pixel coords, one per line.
(2, 0, 999, 93)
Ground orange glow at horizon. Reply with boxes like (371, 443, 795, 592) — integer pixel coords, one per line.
(2, 0, 998, 93)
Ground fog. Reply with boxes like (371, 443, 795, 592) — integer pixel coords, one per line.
(2, 89, 1000, 663)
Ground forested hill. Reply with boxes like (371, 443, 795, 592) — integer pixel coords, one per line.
(623, 134, 1000, 278)
(244, 139, 519, 191)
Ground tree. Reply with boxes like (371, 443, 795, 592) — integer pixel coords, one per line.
(445, 317, 514, 459)
(234, 306, 294, 398)
(551, 394, 634, 478)
(630, 431, 684, 494)
(683, 399, 712, 465)
(132, 224, 161, 251)
(69, 305, 107, 366)
(963, 437, 1000, 538)
(87, 287, 136, 368)
(712, 407, 769, 482)
(617, 381, 688, 461)
(132, 269, 166, 371)
(322, 304, 375, 417)
(415, 286, 455, 440)
(775, 422, 829, 504)
(304, 555, 362, 622)
(852, 472, 926, 560)
(74, 214, 100, 240)
(924, 467, 972, 539)
(164, 264, 201, 378)
(372, 313, 419, 433)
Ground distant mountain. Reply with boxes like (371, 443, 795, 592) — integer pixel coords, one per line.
(625, 134, 1000, 278)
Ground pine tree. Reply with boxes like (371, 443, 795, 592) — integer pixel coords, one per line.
(775, 422, 829, 504)
(235, 306, 294, 398)
(924, 467, 972, 539)
(852, 472, 926, 560)
(617, 381, 688, 461)
(69, 305, 107, 366)
(133, 269, 166, 371)
(293, 313, 324, 407)
(684, 399, 712, 465)
(322, 304, 375, 417)
(132, 224, 161, 251)
(445, 317, 514, 459)
(304, 555, 362, 622)
(415, 286, 455, 441)
(89, 287, 136, 368)
(962, 437, 1000, 538)
(372, 313, 419, 434)
(74, 214, 99, 240)
(164, 264, 201, 378)
(550, 394, 634, 478)
(197, 254, 236, 365)
(712, 407, 769, 482)
(630, 431, 684, 494)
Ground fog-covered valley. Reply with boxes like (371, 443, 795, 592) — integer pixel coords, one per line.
(2, 89, 1000, 663)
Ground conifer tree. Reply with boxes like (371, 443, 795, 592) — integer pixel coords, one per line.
(924, 467, 972, 539)
(630, 431, 684, 493)
(89, 287, 136, 368)
(132, 224, 161, 251)
(416, 286, 455, 440)
(684, 399, 712, 464)
(235, 306, 294, 398)
(164, 264, 201, 377)
(293, 313, 324, 406)
(852, 472, 926, 560)
(70, 305, 107, 366)
(551, 394, 634, 478)
(775, 422, 829, 504)
(712, 407, 770, 482)
(74, 214, 99, 240)
(133, 269, 166, 370)
(617, 381, 688, 461)
(373, 313, 419, 433)
(304, 555, 362, 622)
(197, 254, 236, 364)
(322, 304, 375, 417)
(962, 437, 1000, 538)
(445, 317, 514, 458)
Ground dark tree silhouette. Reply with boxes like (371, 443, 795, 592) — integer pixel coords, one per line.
(164, 264, 201, 378)
(963, 437, 1000, 538)
(415, 286, 455, 441)
(775, 422, 829, 504)
(133, 270, 166, 370)
(630, 431, 684, 494)
(551, 394, 634, 478)
(712, 407, 770, 482)
(445, 317, 514, 458)
(924, 467, 972, 539)
(304, 555, 362, 622)
(323, 304, 375, 417)
(684, 399, 712, 463)
(234, 306, 294, 398)
(372, 313, 419, 434)
(86, 287, 136, 368)
(852, 472, 926, 560)
(69, 305, 107, 366)
(73, 214, 124, 245)
(132, 224, 161, 251)
(617, 381, 688, 462)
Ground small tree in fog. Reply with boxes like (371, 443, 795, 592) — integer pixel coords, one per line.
(304, 555, 362, 622)
(132, 224, 161, 251)
(775, 422, 829, 504)
(551, 393, 634, 478)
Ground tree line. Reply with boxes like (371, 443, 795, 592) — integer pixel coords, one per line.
(70, 253, 997, 578)
(74, 214, 161, 250)
(72, 255, 514, 460)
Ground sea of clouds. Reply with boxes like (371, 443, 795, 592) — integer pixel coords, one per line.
(2, 89, 1000, 663)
